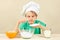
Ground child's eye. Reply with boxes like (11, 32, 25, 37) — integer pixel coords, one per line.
(32, 16, 34, 17)
(28, 16, 30, 18)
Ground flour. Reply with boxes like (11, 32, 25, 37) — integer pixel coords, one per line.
(30, 24, 40, 26)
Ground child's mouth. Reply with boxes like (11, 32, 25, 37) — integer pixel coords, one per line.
(28, 21, 34, 24)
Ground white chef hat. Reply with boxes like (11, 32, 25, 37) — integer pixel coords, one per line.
(21, 1, 40, 15)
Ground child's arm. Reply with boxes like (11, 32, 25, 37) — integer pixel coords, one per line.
(38, 25, 48, 30)
(14, 20, 20, 33)
(32, 25, 48, 30)
(32, 20, 48, 30)
(14, 18, 26, 33)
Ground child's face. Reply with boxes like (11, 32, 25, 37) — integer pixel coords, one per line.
(25, 11, 37, 24)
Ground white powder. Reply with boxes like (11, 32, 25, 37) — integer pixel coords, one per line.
(20, 31, 33, 38)
(30, 24, 40, 26)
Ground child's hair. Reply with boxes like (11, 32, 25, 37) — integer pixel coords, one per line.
(25, 11, 38, 17)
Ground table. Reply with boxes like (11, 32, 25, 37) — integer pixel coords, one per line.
(0, 34, 60, 40)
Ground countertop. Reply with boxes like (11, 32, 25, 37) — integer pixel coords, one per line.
(0, 34, 60, 40)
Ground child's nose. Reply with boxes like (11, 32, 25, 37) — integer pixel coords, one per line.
(30, 17, 33, 20)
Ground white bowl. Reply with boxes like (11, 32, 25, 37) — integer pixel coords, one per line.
(20, 31, 33, 38)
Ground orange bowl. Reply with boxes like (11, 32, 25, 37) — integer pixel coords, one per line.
(6, 31, 17, 38)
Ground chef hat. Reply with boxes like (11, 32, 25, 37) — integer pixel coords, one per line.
(21, 1, 40, 15)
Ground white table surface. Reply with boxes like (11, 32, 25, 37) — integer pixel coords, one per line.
(0, 34, 60, 40)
